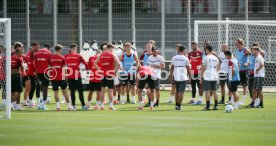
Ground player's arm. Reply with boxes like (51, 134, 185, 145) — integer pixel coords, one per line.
(133, 54, 141, 68)
(80, 56, 88, 70)
(212, 52, 222, 65)
(169, 59, 174, 82)
(94, 55, 100, 70)
(256, 57, 264, 73)
(113, 54, 120, 73)
(159, 56, 165, 70)
(186, 64, 191, 81)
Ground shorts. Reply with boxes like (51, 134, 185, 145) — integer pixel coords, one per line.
(138, 75, 155, 90)
(253, 77, 264, 90)
(22, 76, 30, 88)
(239, 71, 248, 86)
(37, 73, 50, 87)
(101, 76, 114, 89)
(228, 81, 239, 92)
(89, 82, 101, 91)
(51, 80, 67, 91)
(203, 80, 217, 91)
(11, 73, 23, 92)
(120, 74, 136, 86)
(219, 72, 228, 86)
(154, 79, 160, 89)
(68, 78, 83, 90)
(175, 81, 187, 93)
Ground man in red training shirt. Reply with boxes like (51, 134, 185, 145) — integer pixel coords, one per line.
(87, 50, 102, 110)
(188, 42, 203, 105)
(49, 44, 73, 111)
(94, 44, 120, 111)
(34, 45, 52, 110)
(64, 43, 89, 110)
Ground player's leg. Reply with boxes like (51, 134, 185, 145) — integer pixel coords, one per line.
(107, 78, 115, 110)
(35, 78, 41, 103)
(23, 77, 31, 106)
(256, 77, 264, 108)
(203, 81, 211, 111)
(154, 79, 160, 107)
(130, 74, 136, 104)
(87, 82, 94, 108)
(94, 83, 102, 110)
(148, 77, 156, 110)
(166, 83, 175, 103)
(120, 83, 126, 104)
(126, 83, 130, 103)
(100, 77, 107, 110)
(60, 81, 73, 111)
(27, 76, 36, 107)
(219, 81, 226, 104)
(137, 78, 146, 110)
(38, 74, 49, 110)
(52, 81, 60, 111)
(176, 81, 187, 110)
(14, 74, 24, 110)
(240, 71, 247, 105)
(189, 75, 197, 104)
(194, 77, 203, 105)
(211, 81, 219, 110)
(68, 79, 76, 109)
(76, 78, 87, 110)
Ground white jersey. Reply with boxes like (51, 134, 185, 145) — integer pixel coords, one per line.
(254, 54, 265, 77)
(219, 51, 228, 73)
(202, 54, 219, 81)
(171, 55, 190, 81)
(148, 55, 165, 79)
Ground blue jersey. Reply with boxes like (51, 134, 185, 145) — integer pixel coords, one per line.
(229, 58, 240, 81)
(249, 54, 255, 71)
(235, 48, 248, 71)
(122, 53, 135, 74)
(143, 53, 150, 66)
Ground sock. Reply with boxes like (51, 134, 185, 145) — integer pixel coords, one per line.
(221, 96, 225, 101)
(127, 94, 130, 101)
(29, 100, 33, 104)
(198, 96, 203, 101)
(139, 101, 143, 107)
(121, 96, 125, 101)
(88, 100, 92, 106)
(109, 102, 113, 108)
(242, 95, 246, 102)
(56, 102, 60, 108)
(132, 96, 136, 101)
(214, 100, 218, 107)
(206, 101, 210, 108)
(24, 100, 27, 103)
(67, 103, 72, 108)
(117, 95, 120, 101)
(148, 98, 151, 103)
(234, 102, 239, 108)
(43, 101, 47, 105)
(231, 95, 234, 103)
(259, 101, 263, 106)
(156, 100, 159, 106)
(113, 96, 116, 101)
(150, 101, 154, 107)
(228, 96, 231, 101)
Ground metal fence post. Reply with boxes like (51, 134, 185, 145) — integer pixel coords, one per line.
(132, 0, 136, 46)
(26, 0, 30, 49)
(3, 0, 7, 18)
(188, 0, 191, 51)
(161, 0, 165, 58)
(108, 0, 112, 43)
(79, 0, 82, 51)
(53, 0, 57, 46)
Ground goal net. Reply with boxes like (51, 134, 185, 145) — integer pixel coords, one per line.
(0, 18, 11, 119)
(194, 20, 276, 91)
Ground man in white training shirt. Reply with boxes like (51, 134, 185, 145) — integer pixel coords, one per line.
(148, 47, 165, 107)
(218, 44, 229, 104)
(170, 46, 191, 110)
(201, 45, 220, 111)
(247, 46, 265, 108)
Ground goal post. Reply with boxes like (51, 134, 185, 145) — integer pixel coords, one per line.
(0, 18, 11, 119)
(194, 20, 276, 89)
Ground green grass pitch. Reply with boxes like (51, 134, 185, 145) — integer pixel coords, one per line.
(1, 91, 276, 146)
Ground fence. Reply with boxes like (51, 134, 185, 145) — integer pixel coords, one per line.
(1, 0, 276, 59)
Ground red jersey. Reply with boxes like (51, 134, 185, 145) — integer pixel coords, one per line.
(0, 55, 5, 80)
(49, 54, 66, 81)
(88, 55, 101, 83)
(64, 53, 88, 79)
(137, 66, 154, 77)
(25, 50, 36, 77)
(11, 54, 23, 70)
(34, 48, 52, 74)
(188, 50, 202, 75)
(99, 52, 115, 77)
